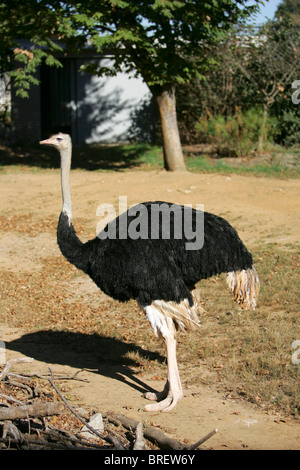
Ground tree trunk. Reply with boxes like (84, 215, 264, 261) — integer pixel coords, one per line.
(153, 86, 186, 171)
(258, 102, 268, 153)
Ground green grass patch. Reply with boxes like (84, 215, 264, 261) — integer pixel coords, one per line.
(1, 142, 300, 177)
(186, 155, 300, 178)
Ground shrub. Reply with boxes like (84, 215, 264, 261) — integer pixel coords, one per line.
(273, 109, 300, 148)
(195, 108, 277, 157)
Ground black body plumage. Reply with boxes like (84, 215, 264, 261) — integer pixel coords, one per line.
(57, 201, 253, 308)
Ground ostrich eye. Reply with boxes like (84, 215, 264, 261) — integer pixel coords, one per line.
(56, 137, 63, 142)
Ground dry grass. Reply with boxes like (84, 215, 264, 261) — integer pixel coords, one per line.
(180, 242, 300, 416)
(1, 214, 300, 417)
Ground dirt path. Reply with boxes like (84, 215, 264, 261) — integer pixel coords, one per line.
(1, 169, 300, 449)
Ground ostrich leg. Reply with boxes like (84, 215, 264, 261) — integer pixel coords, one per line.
(143, 310, 183, 412)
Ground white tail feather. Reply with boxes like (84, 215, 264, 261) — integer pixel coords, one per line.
(226, 266, 260, 310)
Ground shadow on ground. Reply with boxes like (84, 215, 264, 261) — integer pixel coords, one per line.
(0, 143, 154, 171)
(5, 329, 165, 395)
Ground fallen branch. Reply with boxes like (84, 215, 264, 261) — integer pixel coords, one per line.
(2, 421, 23, 440)
(39, 427, 108, 450)
(0, 360, 217, 450)
(6, 367, 95, 382)
(0, 402, 65, 420)
(0, 393, 25, 405)
(0, 357, 34, 381)
(8, 379, 34, 398)
(106, 412, 184, 450)
(47, 367, 125, 450)
(188, 428, 218, 450)
(0, 435, 82, 450)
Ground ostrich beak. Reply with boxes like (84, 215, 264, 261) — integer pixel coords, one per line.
(39, 138, 53, 146)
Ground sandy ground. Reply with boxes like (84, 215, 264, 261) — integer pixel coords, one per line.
(1, 168, 300, 450)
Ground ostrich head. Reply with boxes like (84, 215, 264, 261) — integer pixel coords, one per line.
(39, 133, 71, 152)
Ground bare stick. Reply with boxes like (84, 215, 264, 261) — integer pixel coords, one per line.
(7, 367, 96, 382)
(0, 357, 34, 381)
(0, 435, 79, 450)
(106, 412, 184, 450)
(39, 428, 107, 450)
(2, 421, 23, 441)
(188, 428, 218, 450)
(47, 367, 125, 450)
(8, 379, 34, 398)
(0, 392, 25, 405)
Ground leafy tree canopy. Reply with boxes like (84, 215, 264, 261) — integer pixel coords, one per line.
(275, 0, 300, 28)
(0, 0, 263, 170)
(0, 0, 262, 96)
(61, 0, 262, 90)
(0, 0, 73, 97)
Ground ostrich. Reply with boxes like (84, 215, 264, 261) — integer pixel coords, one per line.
(40, 133, 260, 412)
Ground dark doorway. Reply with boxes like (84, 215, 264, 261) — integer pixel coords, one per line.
(40, 58, 75, 139)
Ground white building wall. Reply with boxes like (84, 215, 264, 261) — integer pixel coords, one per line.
(76, 58, 151, 144)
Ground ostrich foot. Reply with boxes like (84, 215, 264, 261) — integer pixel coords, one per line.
(144, 379, 182, 412)
(144, 390, 183, 412)
(144, 380, 169, 402)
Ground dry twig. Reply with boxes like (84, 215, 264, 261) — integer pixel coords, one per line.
(0, 357, 34, 381)
(106, 412, 184, 450)
(47, 367, 125, 449)
(188, 428, 218, 450)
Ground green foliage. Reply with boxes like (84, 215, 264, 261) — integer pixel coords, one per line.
(275, 0, 300, 27)
(195, 108, 277, 157)
(0, 0, 263, 97)
(274, 109, 300, 147)
(0, 0, 77, 97)
(175, 3, 300, 150)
